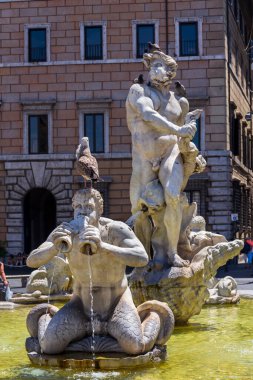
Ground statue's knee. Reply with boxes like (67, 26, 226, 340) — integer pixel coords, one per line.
(40, 331, 65, 354)
(165, 191, 180, 208)
(40, 337, 64, 354)
(123, 339, 144, 355)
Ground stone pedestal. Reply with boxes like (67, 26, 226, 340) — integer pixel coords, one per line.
(27, 346, 166, 369)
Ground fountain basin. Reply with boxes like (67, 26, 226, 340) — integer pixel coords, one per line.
(1, 300, 253, 379)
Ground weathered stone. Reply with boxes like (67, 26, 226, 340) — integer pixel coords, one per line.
(31, 162, 46, 187)
(25, 188, 174, 358)
(130, 240, 243, 323)
(27, 346, 167, 369)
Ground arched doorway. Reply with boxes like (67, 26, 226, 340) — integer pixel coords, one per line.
(23, 188, 56, 254)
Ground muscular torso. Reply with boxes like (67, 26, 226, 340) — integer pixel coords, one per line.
(66, 221, 128, 319)
(126, 84, 185, 161)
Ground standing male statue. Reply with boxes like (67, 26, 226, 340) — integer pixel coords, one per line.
(126, 45, 206, 269)
(26, 188, 174, 355)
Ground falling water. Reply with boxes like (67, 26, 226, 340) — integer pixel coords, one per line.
(83, 216, 96, 366)
(87, 250, 96, 366)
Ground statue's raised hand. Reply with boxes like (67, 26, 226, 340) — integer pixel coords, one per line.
(178, 121, 197, 139)
(51, 223, 73, 253)
(78, 225, 101, 255)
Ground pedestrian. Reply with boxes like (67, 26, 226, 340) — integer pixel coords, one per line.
(0, 261, 8, 286)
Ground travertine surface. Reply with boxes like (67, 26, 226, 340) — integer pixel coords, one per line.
(26, 255, 73, 295)
(126, 46, 242, 323)
(130, 240, 243, 323)
(26, 188, 174, 356)
(126, 46, 206, 269)
(206, 276, 240, 304)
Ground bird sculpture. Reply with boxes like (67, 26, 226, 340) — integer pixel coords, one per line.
(75, 137, 101, 187)
(174, 81, 187, 97)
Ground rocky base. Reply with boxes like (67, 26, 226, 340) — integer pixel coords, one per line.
(11, 293, 71, 304)
(0, 301, 22, 309)
(129, 240, 243, 324)
(205, 294, 240, 305)
(27, 346, 166, 369)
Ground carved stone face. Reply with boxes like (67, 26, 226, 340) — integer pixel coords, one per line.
(73, 196, 98, 223)
(149, 59, 177, 87)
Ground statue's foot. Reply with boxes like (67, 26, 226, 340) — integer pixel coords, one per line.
(170, 253, 190, 268)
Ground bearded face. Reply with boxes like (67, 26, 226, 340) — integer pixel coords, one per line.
(149, 59, 177, 88)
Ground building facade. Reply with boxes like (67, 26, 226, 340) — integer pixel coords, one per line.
(0, 0, 252, 255)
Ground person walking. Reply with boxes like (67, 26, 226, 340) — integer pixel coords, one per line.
(0, 261, 8, 286)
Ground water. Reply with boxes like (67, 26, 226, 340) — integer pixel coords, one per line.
(1, 300, 253, 379)
(87, 252, 96, 365)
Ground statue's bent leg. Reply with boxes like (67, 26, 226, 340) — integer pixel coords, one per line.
(130, 155, 156, 213)
(159, 151, 189, 267)
(39, 295, 90, 354)
(108, 287, 145, 354)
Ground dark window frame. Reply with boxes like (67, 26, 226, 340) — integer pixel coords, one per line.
(84, 25, 103, 60)
(192, 118, 201, 150)
(28, 28, 47, 62)
(136, 23, 155, 58)
(83, 113, 105, 153)
(28, 114, 49, 154)
(179, 22, 199, 57)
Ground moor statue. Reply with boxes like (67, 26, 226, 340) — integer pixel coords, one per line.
(126, 46, 206, 269)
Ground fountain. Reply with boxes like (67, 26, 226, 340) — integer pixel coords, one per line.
(0, 45, 248, 379)
(25, 186, 175, 369)
(125, 44, 243, 323)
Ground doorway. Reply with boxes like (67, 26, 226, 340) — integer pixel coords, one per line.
(23, 188, 56, 254)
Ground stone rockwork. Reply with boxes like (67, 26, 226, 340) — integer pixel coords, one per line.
(206, 276, 240, 305)
(126, 45, 243, 323)
(25, 183, 175, 368)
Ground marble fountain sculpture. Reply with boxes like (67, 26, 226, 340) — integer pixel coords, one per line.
(10, 255, 73, 304)
(206, 276, 240, 304)
(25, 148, 175, 369)
(126, 44, 243, 323)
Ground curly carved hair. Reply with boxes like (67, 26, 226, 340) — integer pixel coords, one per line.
(72, 189, 103, 216)
(143, 50, 178, 71)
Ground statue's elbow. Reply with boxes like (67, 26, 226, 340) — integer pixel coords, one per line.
(26, 254, 40, 268)
(136, 250, 149, 267)
(142, 110, 155, 122)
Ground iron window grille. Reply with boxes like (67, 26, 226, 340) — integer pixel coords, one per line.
(179, 22, 198, 56)
(136, 24, 155, 58)
(84, 26, 103, 60)
(83, 113, 104, 153)
(28, 28, 47, 62)
(28, 115, 48, 154)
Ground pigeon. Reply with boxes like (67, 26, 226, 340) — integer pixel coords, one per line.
(175, 81, 187, 97)
(75, 137, 101, 186)
(133, 74, 144, 84)
(147, 42, 161, 53)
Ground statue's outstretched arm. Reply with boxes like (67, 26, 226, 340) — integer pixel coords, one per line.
(128, 84, 195, 138)
(27, 223, 73, 268)
(26, 241, 58, 268)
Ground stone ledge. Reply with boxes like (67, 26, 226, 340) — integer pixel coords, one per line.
(27, 346, 166, 369)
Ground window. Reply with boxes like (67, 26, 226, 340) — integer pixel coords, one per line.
(83, 113, 104, 153)
(24, 24, 50, 63)
(29, 29, 47, 62)
(132, 20, 159, 59)
(179, 22, 198, 56)
(185, 190, 201, 214)
(192, 118, 201, 150)
(28, 115, 48, 154)
(84, 26, 103, 60)
(136, 24, 155, 58)
(233, 0, 238, 20)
